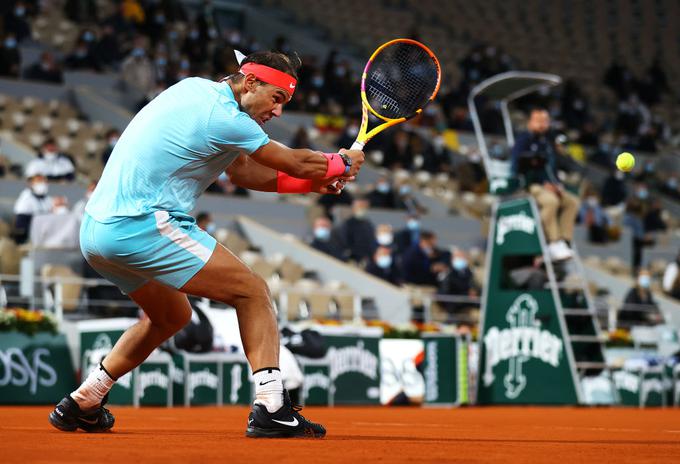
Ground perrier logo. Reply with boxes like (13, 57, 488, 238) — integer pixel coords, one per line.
(483, 294, 563, 399)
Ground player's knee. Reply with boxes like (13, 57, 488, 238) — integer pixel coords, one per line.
(154, 304, 192, 335)
(229, 271, 271, 306)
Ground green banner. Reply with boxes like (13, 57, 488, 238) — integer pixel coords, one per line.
(80, 329, 133, 405)
(423, 334, 456, 405)
(301, 362, 331, 405)
(187, 360, 220, 405)
(221, 360, 251, 405)
(477, 198, 579, 405)
(137, 358, 172, 406)
(0, 331, 77, 404)
(325, 335, 380, 404)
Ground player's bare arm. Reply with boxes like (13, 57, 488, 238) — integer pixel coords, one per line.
(227, 154, 355, 194)
(250, 140, 364, 178)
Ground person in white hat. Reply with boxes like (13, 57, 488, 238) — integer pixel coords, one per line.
(12, 163, 53, 243)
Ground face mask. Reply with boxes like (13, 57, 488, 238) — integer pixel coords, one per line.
(638, 275, 651, 289)
(376, 254, 392, 269)
(206, 223, 216, 235)
(354, 209, 367, 219)
(376, 182, 390, 193)
(399, 185, 411, 195)
(407, 219, 420, 230)
(83, 31, 95, 42)
(421, 245, 433, 255)
(53, 205, 69, 214)
(668, 179, 678, 189)
(43, 150, 57, 159)
(452, 257, 468, 271)
(15, 7, 25, 17)
(312, 75, 324, 88)
(109, 137, 118, 147)
(314, 227, 330, 240)
(637, 189, 649, 200)
(586, 196, 598, 207)
(347, 124, 359, 137)
(376, 233, 393, 246)
(189, 30, 199, 40)
(156, 57, 167, 66)
(131, 48, 145, 58)
(615, 171, 625, 180)
(32, 182, 48, 196)
(4, 38, 17, 49)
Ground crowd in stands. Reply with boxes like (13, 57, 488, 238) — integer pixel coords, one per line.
(307, 197, 480, 322)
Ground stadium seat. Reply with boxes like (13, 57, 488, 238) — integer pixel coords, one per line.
(41, 264, 82, 312)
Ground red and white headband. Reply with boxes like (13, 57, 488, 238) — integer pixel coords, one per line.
(238, 54, 297, 96)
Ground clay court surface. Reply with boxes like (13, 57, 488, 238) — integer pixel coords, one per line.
(2, 406, 680, 463)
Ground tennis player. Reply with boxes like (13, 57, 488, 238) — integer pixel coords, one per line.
(48, 50, 364, 438)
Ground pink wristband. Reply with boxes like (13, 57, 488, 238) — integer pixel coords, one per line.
(323, 152, 347, 178)
(277, 171, 312, 193)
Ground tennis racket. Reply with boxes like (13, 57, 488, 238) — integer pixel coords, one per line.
(328, 39, 440, 192)
(349, 38, 441, 151)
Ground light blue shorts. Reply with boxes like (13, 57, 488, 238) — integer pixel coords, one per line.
(80, 211, 217, 294)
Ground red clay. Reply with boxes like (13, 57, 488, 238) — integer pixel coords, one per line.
(1, 406, 679, 463)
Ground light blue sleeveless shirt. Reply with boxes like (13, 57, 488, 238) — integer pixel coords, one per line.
(86, 77, 269, 222)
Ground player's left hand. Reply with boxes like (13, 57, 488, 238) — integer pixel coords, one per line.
(312, 176, 355, 195)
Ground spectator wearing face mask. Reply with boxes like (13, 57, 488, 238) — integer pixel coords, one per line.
(23, 51, 64, 84)
(367, 176, 397, 209)
(12, 165, 54, 244)
(64, 38, 100, 70)
(436, 248, 480, 319)
(624, 184, 656, 272)
(601, 169, 628, 207)
(578, 192, 611, 244)
(366, 246, 401, 285)
(620, 268, 663, 326)
(309, 216, 346, 261)
(0, 34, 21, 78)
(121, 39, 154, 96)
(5, 2, 32, 43)
(196, 211, 217, 236)
(25, 139, 75, 182)
(394, 214, 421, 255)
(375, 223, 395, 250)
(337, 198, 376, 265)
(662, 251, 680, 300)
(401, 230, 448, 286)
(393, 180, 427, 214)
(101, 129, 120, 165)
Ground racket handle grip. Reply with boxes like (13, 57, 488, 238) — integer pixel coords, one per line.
(350, 140, 365, 151)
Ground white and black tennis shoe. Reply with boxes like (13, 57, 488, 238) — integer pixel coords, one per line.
(48, 394, 115, 433)
(246, 390, 325, 438)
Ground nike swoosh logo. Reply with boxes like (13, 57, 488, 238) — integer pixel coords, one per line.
(79, 417, 99, 425)
(289, 83, 295, 89)
(259, 379, 276, 386)
(272, 418, 299, 427)
(248, 418, 254, 425)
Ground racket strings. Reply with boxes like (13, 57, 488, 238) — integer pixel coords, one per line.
(365, 42, 439, 119)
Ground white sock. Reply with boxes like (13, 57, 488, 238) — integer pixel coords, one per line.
(71, 363, 116, 410)
(253, 367, 283, 413)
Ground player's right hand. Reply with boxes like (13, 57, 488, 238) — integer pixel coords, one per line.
(339, 148, 365, 177)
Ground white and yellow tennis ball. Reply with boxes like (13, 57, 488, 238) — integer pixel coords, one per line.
(616, 152, 635, 172)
